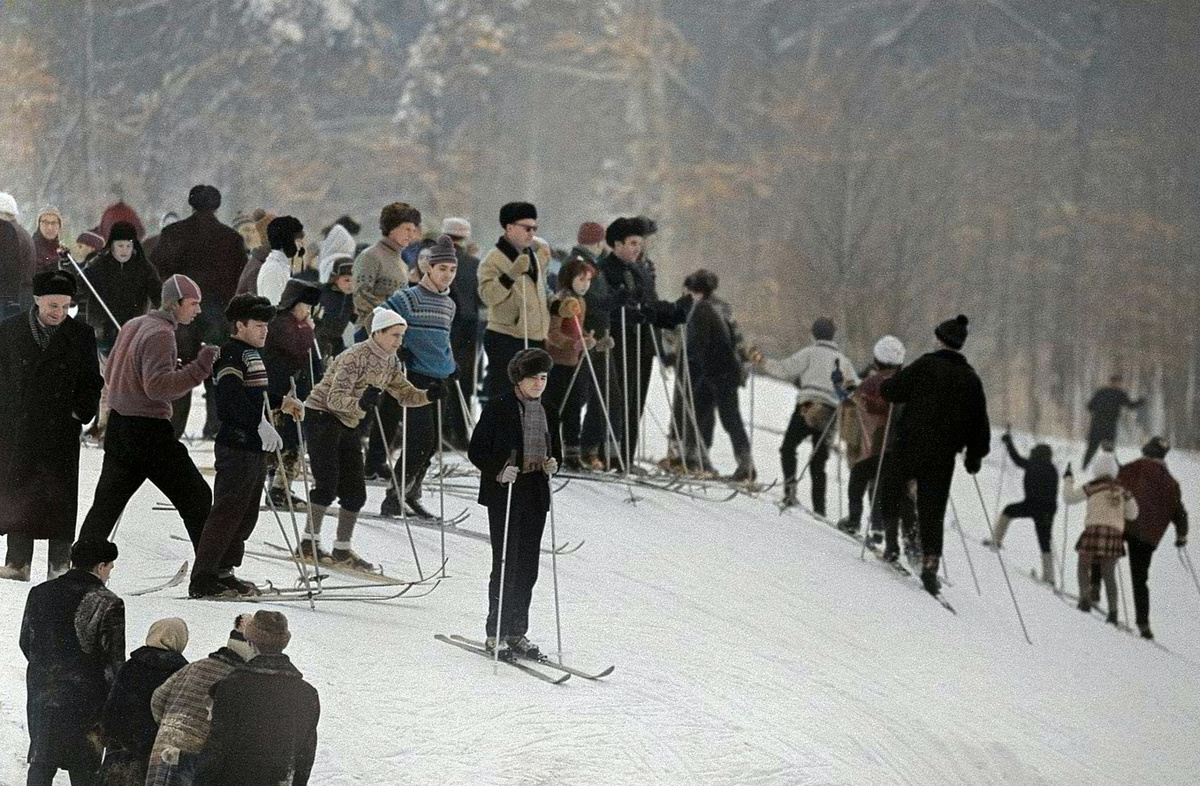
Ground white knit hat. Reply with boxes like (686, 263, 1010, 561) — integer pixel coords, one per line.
(441, 217, 471, 238)
(1092, 452, 1118, 480)
(873, 335, 906, 366)
(0, 192, 19, 218)
(370, 306, 407, 334)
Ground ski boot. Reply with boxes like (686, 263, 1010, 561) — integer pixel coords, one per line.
(1106, 610, 1119, 626)
(405, 497, 438, 520)
(217, 572, 261, 596)
(485, 636, 515, 661)
(836, 516, 860, 535)
(563, 455, 586, 472)
(1076, 599, 1092, 613)
(268, 486, 307, 511)
(329, 547, 376, 573)
(1137, 622, 1154, 640)
(732, 451, 757, 484)
(379, 492, 404, 518)
(780, 482, 799, 510)
(0, 563, 31, 582)
(505, 635, 544, 661)
(296, 539, 331, 564)
(920, 556, 941, 596)
(189, 573, 239, 599)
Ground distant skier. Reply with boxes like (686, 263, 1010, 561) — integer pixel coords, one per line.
(982, 430, 1059, 585)
(1082, 374, 1144, 468)
(1063, 452, 1137, 625)
(468, 347, 558, 660)
(879, 315, 991, 595)
(1116, 437, 1188, 639)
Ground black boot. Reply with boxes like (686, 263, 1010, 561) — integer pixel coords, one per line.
(379, 492, 404, 518)
(920, 556, 941, 596)
(837, 516, 860, 534)
(405, 497, 438, 520)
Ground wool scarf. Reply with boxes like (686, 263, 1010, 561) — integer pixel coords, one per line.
(29, 308, 59, 351)
(515, 388, 549, 472)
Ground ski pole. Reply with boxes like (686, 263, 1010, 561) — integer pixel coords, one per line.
(859, 406, 893, 560)
(436, 399, 446, 576)
(287, 384, 323, 591)
(263, 393, 316, 599)
(547, 468, 564, 665)
(493, 451, 517, 669)
(1179, 547, 1200, 599)
(835, 405, 844, 522)
(61, 250, 121, 332)
(947, 493, 982, 596)
(649, 325, 688, 473)
(455, 379, 476, 431)
(375, 407, 425, 581)
(1117, 559, 1131, 626)
(993, 433, 1008, 524)
(636, 322, 644, 464)
(1059, 496, 1071, 594)
(400, 403, 409, 522)
(620, 308, 630, 476)
(794, 409, 839, 488)
(972, 473, 1032, 644)
(748, 366, 756, 459)
(575, 316, 627, 475)
(260, 473, 317, 611)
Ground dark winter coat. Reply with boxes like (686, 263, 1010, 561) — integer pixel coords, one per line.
(685, 295, 746, 389)
(33, 230, 63, 275)
(194, 653, 320, 786)
(262, 311, 316, 397)
(1117, 457, 1188, 548)
(0, 310, 103, 539)
(574, 247, 618, 338)
(1087, 386, 1143, 438)
(151, 210, 248, 306)
(880, 348, 991, 471)
(315, 284, 353, 359)
(597, 252, 687, 354)
(20, 569, 126, 771)
(449, 246, 482, 322)
(1, 216, 35, 307)
(1002, 437, 1058, 513)
(468, 390, 553, 512)
(98, 646, 188, 786)
(82, 247, 162, 348)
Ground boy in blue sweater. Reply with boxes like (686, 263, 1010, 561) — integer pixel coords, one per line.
(379, 235, 457, 518)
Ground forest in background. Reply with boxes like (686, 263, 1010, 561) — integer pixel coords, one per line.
(2, 0, 1198, 445)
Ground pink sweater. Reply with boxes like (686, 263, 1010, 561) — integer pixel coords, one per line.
(106, 310, 215, 419)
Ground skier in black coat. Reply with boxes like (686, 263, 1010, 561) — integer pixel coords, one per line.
(982, 431, 1060, 584)
(97, 619, 189, 786)
(0, 271, 104, 582)
(880, 315, 991, 594)
(20, 539, 125, 786)
(468, 348, 558, 660)
(1083, 374, 1144, 468)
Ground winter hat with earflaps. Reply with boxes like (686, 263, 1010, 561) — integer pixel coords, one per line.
(873, 335, 905, 367)
(267, 216, 305, 257)
(278, 279, 321, 312)
(318, 223, 356, 282)
(146, 617, 189, 654)
(76, 230, 104, 251)
(499, 201, 536, 228)
(370, 306, 406, 334)
(935, 314, 970, 350)
(244, 610, 291, 653)
(162, 274, 202, 307)
(507, 347, 553, 385)
(224, 293, 276, 325)
(1143, 436, 1170, 460)
(226, 614, 256, 661)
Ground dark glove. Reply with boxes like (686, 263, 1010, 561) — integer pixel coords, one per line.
(1001, 432, 1013, 445)
(399, 346, 414, 365)
(1177, 537, 1188, 548)
(424, 380, 447, 401)
(1063, 462, 1073, 479)
(359, 387, 382, 410)
(964, 454, 982, 475)
(831, 360, 849, 402)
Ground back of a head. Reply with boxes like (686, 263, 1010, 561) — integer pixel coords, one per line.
(1030, 444, 1053, 463)
(146, 617, 190, 654)
(70, 538, 119, 571)
(187, 184, 222, 212)
(244, 610, 291, 654)
(811, 317, 835, 342)
(1142, 436, 1170, 460)
(683, 269, 718, 297)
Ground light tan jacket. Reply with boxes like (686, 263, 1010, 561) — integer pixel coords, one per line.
(477, 240, 550, 341)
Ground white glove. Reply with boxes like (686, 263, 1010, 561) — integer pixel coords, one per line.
(258, 417, 284, 453)
(497, 465, 519, 484)
(543, 458, 558, 475)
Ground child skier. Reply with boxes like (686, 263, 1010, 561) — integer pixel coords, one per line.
(982, 429, 1059, 584)
(1063, 452, 1137, 624)
(468, 347, 558, 659)
(299, 307, 444, 571)
(543, 256, 597, 468)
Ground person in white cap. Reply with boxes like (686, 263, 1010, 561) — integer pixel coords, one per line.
(299, 307, 445, 571)
(0, 191, 36, 318)
(79, 274, 218, 552)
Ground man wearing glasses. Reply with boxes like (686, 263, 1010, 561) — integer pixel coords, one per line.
(32, 208, 66, 275)
(477, 202, 550, 401)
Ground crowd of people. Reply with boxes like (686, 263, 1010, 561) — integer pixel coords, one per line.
(0, 184, 1193, 785)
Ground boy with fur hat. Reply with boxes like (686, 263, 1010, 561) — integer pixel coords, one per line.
(378, 235, 459, 519)
(299, 307, 444, 571)
(148, 614, 256, 786)
(467, 347, 559, 659)
(1064, 452, 1137, 624)
(196, 612, 320, 786)
(256, 216, 306, 306)
(79, 274, 218, 553)
(1117, 437, 1189, 638)
(543, 256, 598, 469)
(982, 429, 1060, 585)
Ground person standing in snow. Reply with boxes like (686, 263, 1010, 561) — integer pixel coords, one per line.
(543, 256, 598, 468)
(147, 616, 256, 786)
(879, 315, 991, 595)
(97, 618, 189, 786)
(443, 217, 481, 450)
(0, 190, 36, 317)
(299, 307, 442, 571)
(194, 612, 320, 786)
(1082, 374, 1145, 469)
(982, 430, 1060, 584)
(234, 209, 276, 296)
(78, 274, 217, 551)
(1116, 437, 1188, 639)
(468, 347, 558, 659)
(756, 318, 859, 514)
(20, 539, 125, 786)
(0, 271, 103, 583)
(31, 207, 66, 275)
(314, 256, 355, 359)
(256, 216, 306, 307)
(378, 235, 458, 520)
(1064, 452, 1137, 624)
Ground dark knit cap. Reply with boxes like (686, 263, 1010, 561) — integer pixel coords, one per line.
(278, 278, 322, 311)
(33, 270, 77, 298)
(244, 610, 291, 652)
(380, 202, 421, 236)
(577, 221, 605, 245)
(507, 347, 553, 384)
(935, 314, 970, 350)
(684, 269, 718, 296)
(224, 293, 277, 325)
(811, 317, 836, 341)
(1142, 436, 1170, 459)
(187, 184, 222, 212)
(499, 201, 537, 228)
(267, 216, 305, 254)
(605, 217, 643, 247)
(107, 221, 139, 244)
(427, 234, 458, 266)
(71, 539, 118, 569)
(76, 230, 105, 250)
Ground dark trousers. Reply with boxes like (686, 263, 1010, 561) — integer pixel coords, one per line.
(5, 536, 71, 570)
(27, 763, 94, 786)
(392, 372, 440, 501)
(544, 363, 586, 458)
(1082, 427, 1116, 469)
(170, 390, 192, 440)
(192, 444, 267, 579)
(444, 319, 478, 448)
(365, 394, 401, 473)
(1126, 537, 1156, 625)
(483, 330, 541, 404)
(485, 476, 548, 638)
(80, 413, 211, 549)
(1002, 501, 1056, 553)
(780, 405, 831, 515)
(881, 456, 955, 559)
(305, 410, 367, 512)
(580, 348, 612, 458)
(847, 456, 881, 527)
(694, 377, 750, 460)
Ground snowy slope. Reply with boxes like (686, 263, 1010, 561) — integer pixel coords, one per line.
(2, 371, 1199, 786)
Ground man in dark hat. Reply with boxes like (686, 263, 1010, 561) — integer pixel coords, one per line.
(20, 538, 125, 786)
(879, 314, 991, 595)
(0, 271, 104, 582)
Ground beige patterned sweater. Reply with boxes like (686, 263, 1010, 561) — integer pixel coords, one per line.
(304, 337, 429, 428)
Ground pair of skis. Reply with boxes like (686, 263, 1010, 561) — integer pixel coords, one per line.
(435, 634, 614, 684)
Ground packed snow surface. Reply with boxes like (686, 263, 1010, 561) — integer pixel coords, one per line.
(2, 374, 1198, 785)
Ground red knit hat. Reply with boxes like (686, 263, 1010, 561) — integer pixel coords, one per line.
(577, 221, 605, 245)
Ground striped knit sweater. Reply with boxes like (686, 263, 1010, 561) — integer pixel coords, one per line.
(383, 283, 456, 378)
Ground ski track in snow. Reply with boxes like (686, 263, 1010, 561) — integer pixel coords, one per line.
(2, 377, 1199, 785)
